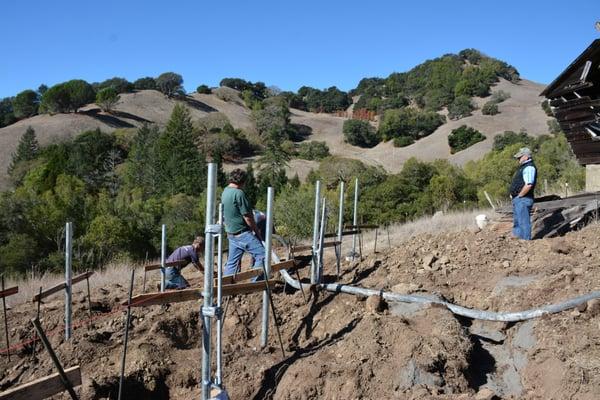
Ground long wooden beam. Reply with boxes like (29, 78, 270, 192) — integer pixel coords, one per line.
(344, 224, 379, 230)
(32, 271, 94, 303)
(291, 241, 341, 253)
(124, 280, 278, 307)
(143, 260, 188, 272)
(323, 230, 359, 238)
(219, 260, 296, 285)
(0, 366, 81, 400)
(0, 286, 18, 299)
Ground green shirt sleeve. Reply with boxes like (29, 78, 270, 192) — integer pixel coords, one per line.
(236, 191, 252, 216)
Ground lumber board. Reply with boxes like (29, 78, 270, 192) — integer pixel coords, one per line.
(291, 241, 341, 253)
(32, 271, 94, 302)
(219, 260, 295, 285)
(0, 366, 81, 400)
(0, 286, 18, 299)
(125, 280, 278, 307)
(344, 224, 379, 229)
(144, 260, 188, 271)
(323, 230, 359, 238)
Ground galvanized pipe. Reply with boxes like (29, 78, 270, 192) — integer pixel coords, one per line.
(351, 179, 359, 260)
(65, 222, 73, 340)
(336, 181, 345, 277)
(160, 224, 166, 292)
(118, 269, 135, 400)
(201, 163, 217, 400)
(310, 181, 321, 284)
(261, 188, 274, 347)
(317, 199, 327, 283)
(215, 203, 224, 386)
(1, 276, 9, 361)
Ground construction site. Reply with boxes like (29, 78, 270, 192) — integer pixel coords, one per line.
(4, 20, 600, 400)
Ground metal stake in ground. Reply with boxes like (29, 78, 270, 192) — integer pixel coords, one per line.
(31, 317, 79, 400)
(118, 269, 135, 400)
(33, 286, 42, 359)
(216, 203, 225, 387)
(310, 181, 321, 284)
(336, 180, 345, 278)
(65, 222, 73, 341)
(86, 275, 92, 329)
(160, 224, 167, 292)
(2, 275, 10, 362)
(350, 178, 359, 260)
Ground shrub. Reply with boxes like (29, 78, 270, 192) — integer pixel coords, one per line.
(196, 84, 211, 94)
(134, 77, 157, 90)
(492, 130, 534, 151)
(541, 100, 553, 116)
(0, 98, 16, 127)
(491, 90, 511, 103)
(13, 89, 39, 119)
(96, 87, 120, 112)
(214, 86, 241, 103)
(378, 108, 445, 140)
(156, 72, 184, 97)
(343, 119, 380, 147)
(448, 125, 485, 153)
(95, 77, 133, 93)
(393, 136, 414, 147)
(448, 96, 474, 120)
(481, 101, 499, 115)
(297, 141, 330, 160)
(295, 86, 351, 113)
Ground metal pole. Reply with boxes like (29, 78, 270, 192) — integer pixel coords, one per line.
(33, 286, 42, 359)
(351, 179, 359, 260)
(2, 276, 10, 362)
(318, 199, 327, 283)
(336, 181, 345, 278)
(31, 318, 79, 400)
(201, 163, 217, 400)
(311, 181, 321, 284)
(374, 228, 379, 254)
(261, 188, 274, 347)
(160, 224, 166, 292)
(118, 269, 135, 400)
(65, 222, 73, 341)
(86, 275, 92, 328)
(215, 203, 224, 387)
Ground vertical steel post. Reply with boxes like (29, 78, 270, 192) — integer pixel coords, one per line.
(336, 181, 345, 277)
(261, 187, 274, 347)
(1, 276, 10, 361)
(311, 181, 321, 284)
(160, 224, 166, 292)
(215, 203, 224, 386)
(118, 269, 135, 400)
(351, 179, 359, 260)
(317, 199, 327, 283)
(201, 163, 217, 400)
(65, 222, 73, 341)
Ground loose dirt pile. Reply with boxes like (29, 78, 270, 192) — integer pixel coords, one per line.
(2, 223, 600, 399)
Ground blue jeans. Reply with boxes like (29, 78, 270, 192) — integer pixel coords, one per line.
(224, 231, 265, 279)
(165, 267, 190, 289)
(512, 196, 534, 240)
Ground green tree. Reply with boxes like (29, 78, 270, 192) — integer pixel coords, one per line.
(156, 72, 184, 97)
(197, 84, 211, 94)
(134, 77, 157, 90)
(481, 101, 499, 115)
(96, 87, 120, 112)
(0, 98, 16, 127)
(95, 77, 133, 93)
(448, 96, 474, 120)
(448, 125, 485, 153)
(125, 124, 161, 195)
(41, 80, 95, 113)
(37, 84, 48, 96)
(8, 126, 39, 174)
(0, 233, 40, 275)
(13, 89, 39, 119)
(244, 162, 258, 207)
(378, 108, 445, 140)
(343, 119, 380, 148)
(63, 79, 96, 111)
(82, 214, 131, 265)
(297, 141, 330, 160)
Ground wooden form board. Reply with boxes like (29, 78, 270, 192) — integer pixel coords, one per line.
(144, 260, 188, 272)
(291, 241, 341, 253)
(32, 271, 94, 302)
(0, 286, 18, 299)
(124, 280, 278, 307)
(219, 260, 296, 285)
(0, 366, 81, 400)
(323, 230, 359, 238)
(344, 224, 379, 230)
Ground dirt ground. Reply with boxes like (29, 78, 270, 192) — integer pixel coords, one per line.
(2, 222, 600, 399)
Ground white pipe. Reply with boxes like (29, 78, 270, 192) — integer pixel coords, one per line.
(215, 203, 224, 386)
(351, 178, 359, 260)
(261, 187, 274, 347)
(64, 222, 72, 340)
(201, 163, 217, 400)
(336, 181, 345, 277)
(311, 181, 321, 284)
(317, 199, 327, 283)
(160, 224, 166, 292)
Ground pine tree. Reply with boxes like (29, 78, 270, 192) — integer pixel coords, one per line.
(8, 126, 39, 174)
(244, 161, 258, 207)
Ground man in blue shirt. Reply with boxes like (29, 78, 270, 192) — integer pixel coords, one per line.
(165, 236, 204, 289)
(509, 147, 537, 240)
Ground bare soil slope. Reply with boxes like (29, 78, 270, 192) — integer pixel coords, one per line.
(1, 223, 600, 399)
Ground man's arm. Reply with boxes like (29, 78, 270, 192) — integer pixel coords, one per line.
(518, 184, 533, 197)
(518, 165, 536, 197)
(243, 213, 263, 242)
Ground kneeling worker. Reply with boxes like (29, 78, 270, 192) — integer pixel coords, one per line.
(165, 236, 205, 290)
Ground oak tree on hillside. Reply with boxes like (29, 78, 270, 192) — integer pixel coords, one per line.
(156, 72, 184, 98)
(13, 90, 39, 119)
(96, 87, 120, 112)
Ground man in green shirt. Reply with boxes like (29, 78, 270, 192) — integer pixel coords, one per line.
(222, 168, 265, 276)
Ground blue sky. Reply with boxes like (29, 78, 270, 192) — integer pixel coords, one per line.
(0, 0, 598, 98)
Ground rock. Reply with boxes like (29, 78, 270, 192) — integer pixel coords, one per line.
(422, 254, 436, 269)
(502, 260, 511, 268)
(586, 299, 600, 316)
(365, 295, 386, 314)
(573, 267, 584, 275)
(438, 256, 449, 265)
(475, 387, 496, 400)
(391, 283, 419, 294)
(577, 301, 588, 312)
(583, 249, 592, 257)
(550, 238, 571, 255)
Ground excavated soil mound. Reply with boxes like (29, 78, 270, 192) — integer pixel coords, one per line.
(2, 223, 600, 399)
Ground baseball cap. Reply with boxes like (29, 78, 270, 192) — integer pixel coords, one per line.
(513, 147, 532, 158)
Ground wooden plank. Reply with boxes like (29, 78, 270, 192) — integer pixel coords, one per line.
(0, 366, 81, 400)
(344, 224, 379, 229)
(219, 260, 295, 285)
(291, 241, 341, 253)
(0, 286, 18, 299)
(125, 280, 279, 307)
(32, 271, 94, 302)
(144, 260, 188, 272)
(323, 230, 359, 238)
